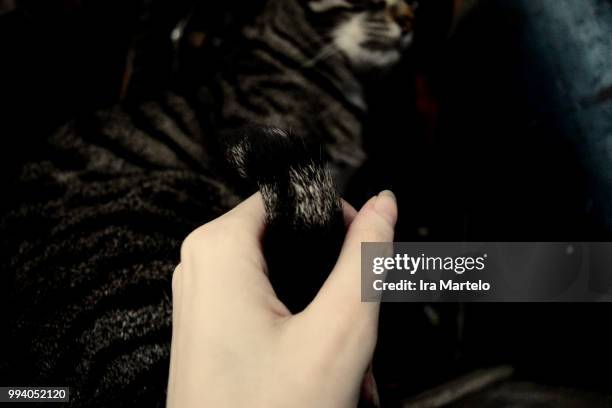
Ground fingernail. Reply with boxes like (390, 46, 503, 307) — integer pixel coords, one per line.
(374, 190, 397, 227)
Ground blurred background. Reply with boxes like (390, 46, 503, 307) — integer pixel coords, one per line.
(2, 0, 612, 405)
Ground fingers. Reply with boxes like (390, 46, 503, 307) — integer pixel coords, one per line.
(180, 192, 267, 270)
(177, 192, 273, 307)
(342, 199, 358, 227)
(307, 191, 397, 333)
(221, 192, 268, 241)
(187, 192, 266, 243)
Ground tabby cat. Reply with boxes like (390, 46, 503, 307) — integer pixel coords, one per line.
(0, 0, 416, 406)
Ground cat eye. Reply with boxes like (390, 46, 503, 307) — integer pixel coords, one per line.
(350, 0, 386, 12)
(369, 0, 387, 11)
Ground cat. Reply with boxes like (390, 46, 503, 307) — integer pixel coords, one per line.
(0, 0, 416, 406)
(206, 0, 415, 189)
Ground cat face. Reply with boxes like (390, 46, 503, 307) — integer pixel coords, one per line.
(306, 0, 417, 71)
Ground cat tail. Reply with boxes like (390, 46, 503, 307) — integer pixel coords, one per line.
(224, 127, 346, 311)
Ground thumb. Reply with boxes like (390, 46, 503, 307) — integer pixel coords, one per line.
(307, 191, 397, 332)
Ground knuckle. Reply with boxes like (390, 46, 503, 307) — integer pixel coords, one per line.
(179, 233, 199, 260)
(180, 223, 214, 259)
(179, 218, 234, 265)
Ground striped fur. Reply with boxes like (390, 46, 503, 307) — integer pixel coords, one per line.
(1, 94, 239, 407)
(1, 0, 414, 405)
(205, 0, 415, 188)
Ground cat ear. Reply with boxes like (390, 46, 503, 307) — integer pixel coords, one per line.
(307, 0, 352, 13)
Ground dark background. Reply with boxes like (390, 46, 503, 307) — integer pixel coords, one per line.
(2, 0, 612, 405)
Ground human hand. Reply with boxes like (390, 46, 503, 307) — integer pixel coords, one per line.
(167, 191, 398, 408)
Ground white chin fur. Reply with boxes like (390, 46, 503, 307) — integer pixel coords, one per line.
(400, 32, 414, 49)
(333, 13, 410, 70)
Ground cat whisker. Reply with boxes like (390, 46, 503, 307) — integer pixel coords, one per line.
(302, 43, 340, 68)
